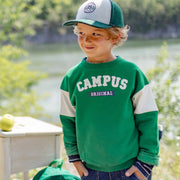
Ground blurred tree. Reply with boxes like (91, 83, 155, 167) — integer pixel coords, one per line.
(11, 0, 179, 35)
(146, 43, 180, 141)
(0, 0, 47, 118)
(33, 0, 82, 34)
(114, 0, 180, 33)
(0, 0, 44, 45)
(147, 43, 180, 179)
(0, 45, 46, 117)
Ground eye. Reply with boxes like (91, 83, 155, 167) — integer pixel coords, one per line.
(92, 33, 101, 36)
(77, 31, 85, 37)
(79, 32, 84, 35)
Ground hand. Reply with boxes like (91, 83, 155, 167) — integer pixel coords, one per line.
(125, 165, 146, 180)
(73, 161, 89, 177)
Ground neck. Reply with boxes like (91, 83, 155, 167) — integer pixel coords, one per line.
(86, 54, 116, 64)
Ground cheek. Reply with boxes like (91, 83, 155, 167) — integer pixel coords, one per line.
(78, 38, 83, 47)
(99, 39, 114, 48)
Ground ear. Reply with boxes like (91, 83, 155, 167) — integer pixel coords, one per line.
(112, 32, 121, 44)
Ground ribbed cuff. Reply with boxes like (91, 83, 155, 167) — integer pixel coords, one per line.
(134, 160, 153, 179)
(68, 154, 81, 163)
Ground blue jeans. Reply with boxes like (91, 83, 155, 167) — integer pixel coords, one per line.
(148, 173, 152, 180)
(81, 167, 140, 180)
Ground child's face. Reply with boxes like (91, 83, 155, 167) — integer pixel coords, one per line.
(76, 23, 116, 63)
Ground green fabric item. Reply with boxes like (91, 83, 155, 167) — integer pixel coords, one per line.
(33, 159, 80, 180)
(63, 0, 124, 28)
(60, 56, 159, 172)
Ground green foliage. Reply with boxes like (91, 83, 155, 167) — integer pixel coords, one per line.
(0, 45, 47, 117)
(117, 0, 164, 32)
(135, 42, 180, 179)
(2, 0, 179, 35)
(0, 0, 48, 118)
(145, 44, 180, 178)
(2, 0, 179, 36)
(153, 142, 180, 179)
(0, 0, 44, 45)
(34, 0, 81, 34)
(0, 45, 27, 60)
(110, 0, 180, 32)
(146, 43, 180, 140)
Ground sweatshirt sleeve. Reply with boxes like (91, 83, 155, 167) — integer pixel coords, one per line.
(132, 68, 159, 166)
(60, 76, 79, 156)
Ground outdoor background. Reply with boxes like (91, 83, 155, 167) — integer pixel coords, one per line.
(0, 0, 180, 179)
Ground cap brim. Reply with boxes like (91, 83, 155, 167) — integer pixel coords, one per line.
(63, 19, 112, 29)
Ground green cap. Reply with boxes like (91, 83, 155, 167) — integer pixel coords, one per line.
(63, 0, 124, 28)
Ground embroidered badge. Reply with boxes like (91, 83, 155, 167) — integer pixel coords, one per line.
(84, 2, 96, 13)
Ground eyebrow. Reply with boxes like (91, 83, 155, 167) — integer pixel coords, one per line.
(93, 29, 105, 33)
(77, 27, 105, 33)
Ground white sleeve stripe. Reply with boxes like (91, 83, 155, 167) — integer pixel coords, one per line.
(132, 84, 158, 114)
(60, 89, 76, 117)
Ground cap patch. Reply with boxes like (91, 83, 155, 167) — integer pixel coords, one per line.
(84, 2, 96, 13)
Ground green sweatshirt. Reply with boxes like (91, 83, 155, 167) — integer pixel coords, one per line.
(60, 56, 159, 172)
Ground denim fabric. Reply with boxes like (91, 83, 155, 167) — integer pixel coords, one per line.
(148, 173, 152, 180)
(81, 167, 140, 180)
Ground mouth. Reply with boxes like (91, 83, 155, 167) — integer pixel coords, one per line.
(84, 46, 95, 50)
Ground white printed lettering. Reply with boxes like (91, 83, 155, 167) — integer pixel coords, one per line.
(77, 81, 84, 92)
(103, 75, 111, 86)
(84, 78, 92, 90)
(112, 76, 121, 87)
(76, 75, 128, 92)
(120, 79, 128, 90)
(92, 76, 102, 87)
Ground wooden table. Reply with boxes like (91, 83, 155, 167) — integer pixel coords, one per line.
(0, 116, 62, 180)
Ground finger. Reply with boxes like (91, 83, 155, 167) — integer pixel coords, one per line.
(73, 161, 89, 177)
(73, 161, 84, 176)
(79, 163, 88, 176)
(134, 170, 146, 180)
(82, 166, 89, 176)
(125, 166, 137, 177)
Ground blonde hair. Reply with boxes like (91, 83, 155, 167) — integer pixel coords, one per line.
(106, 25, 130, 47)
(73, 25, 130, 47)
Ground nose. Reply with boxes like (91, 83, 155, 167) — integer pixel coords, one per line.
(83, 35, 92, 42)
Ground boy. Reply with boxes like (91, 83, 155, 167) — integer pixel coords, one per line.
(60, 0, 159, 179)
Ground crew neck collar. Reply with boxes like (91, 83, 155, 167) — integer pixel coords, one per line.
(81, 56, 121, 69)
